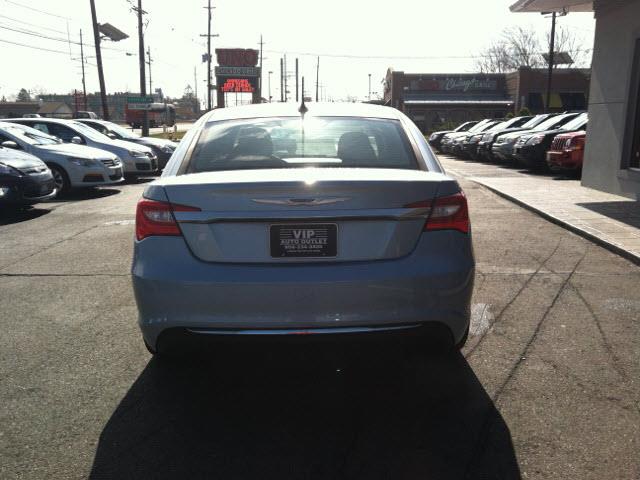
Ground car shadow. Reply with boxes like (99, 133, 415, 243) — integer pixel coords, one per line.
(0, 206, 50, 226)
(89, 341, 521, 479)
(49, 187, 121, 203)
(576, 200, 640, 229)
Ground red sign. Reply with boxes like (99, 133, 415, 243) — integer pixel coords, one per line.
(222, 78, 254, 93)
(215, 48, 259, 67)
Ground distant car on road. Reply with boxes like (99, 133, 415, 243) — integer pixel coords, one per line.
(7, 118, 158, 176)
(0, 143, 56, 207)
(0, 122, 124, 193)
(513, 113, 587, 170)
(77, 119, 178, 170)
(546, 130, 587, 174)
(428, 121, 478, 151)
(132, 103, 475, 356)
(74, 111, 99, 119)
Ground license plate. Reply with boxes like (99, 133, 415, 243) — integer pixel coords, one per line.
(270, 224, 337, 258)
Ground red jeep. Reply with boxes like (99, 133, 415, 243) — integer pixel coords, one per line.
(546, 130, 586, 173)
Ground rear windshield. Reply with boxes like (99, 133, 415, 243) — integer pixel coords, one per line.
(186, 116, 418, 173)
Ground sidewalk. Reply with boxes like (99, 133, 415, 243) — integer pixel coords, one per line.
(438, 155, 640, 264)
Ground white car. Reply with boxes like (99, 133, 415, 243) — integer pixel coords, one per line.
(8, 118, 158, 176)
(0, 122, 124, 192)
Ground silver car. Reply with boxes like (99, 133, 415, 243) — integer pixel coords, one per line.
(132, 103, 474, 355)
(0, 122, 123, 192)
(8, 118, 158, 175)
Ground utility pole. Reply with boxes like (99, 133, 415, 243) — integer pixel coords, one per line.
(368, 73, 371, 101)
(284, 54, 288, 102)
(545, 11, 557, 114)
(133, 0, 149, 136)
(194, 65, 198, 108)
(280, 58, 284, 102)
(295, 58, 299, 102)
(89, 0, 108, 119)
(147, 46, 153, 95)
(259, 35, 264, 100)
(315, 56, 319, 102)
(200, 1, 218, 110)
(79, 29, 87, 110)
(268, 70, 272, 102)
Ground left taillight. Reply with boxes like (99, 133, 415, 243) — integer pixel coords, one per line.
(405, 192, 470, 234)
(135, 198, 200, 241)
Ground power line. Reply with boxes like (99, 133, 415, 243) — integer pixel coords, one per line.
(3, 0, 72, 20)
(0, 13, 68, 35)
(0, 37, 69, 54)
(0, 23, 132, 53)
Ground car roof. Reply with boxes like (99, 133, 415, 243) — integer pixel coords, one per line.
(203, 102, 405, 123)
(6, 117, 79, 124)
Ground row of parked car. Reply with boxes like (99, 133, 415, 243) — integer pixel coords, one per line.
(0, 118, 178, 208)
(428, 111, 588, 174)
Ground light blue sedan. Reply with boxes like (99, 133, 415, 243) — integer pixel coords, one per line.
(132, 103, 474, 356)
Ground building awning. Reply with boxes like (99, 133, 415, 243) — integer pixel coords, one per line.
(403, 100, 514, 106)
(510, 0, 593, 12)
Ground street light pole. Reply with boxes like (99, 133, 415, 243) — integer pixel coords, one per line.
(368, 73, 371, 101)
(545, 11, 557, 114)
(268, 71, 272, 102)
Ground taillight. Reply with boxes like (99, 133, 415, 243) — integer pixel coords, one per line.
(405, 192, 470, 234)
(135, 198, 200, 241)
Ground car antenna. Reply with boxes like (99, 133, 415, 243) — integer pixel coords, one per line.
(299, 77, 308, 116)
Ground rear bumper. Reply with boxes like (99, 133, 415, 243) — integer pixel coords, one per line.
(132, 232, 475, 350)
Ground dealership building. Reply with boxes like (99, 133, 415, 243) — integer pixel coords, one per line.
(511, 0, 640, 199)
(383, 68, 590, 132)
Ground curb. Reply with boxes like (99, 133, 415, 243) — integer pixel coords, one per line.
(475, 181, 640, 267)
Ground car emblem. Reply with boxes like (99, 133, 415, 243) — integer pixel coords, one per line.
(251, 197, 350, 206)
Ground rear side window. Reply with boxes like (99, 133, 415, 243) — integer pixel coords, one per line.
(186, 116, 418, 173)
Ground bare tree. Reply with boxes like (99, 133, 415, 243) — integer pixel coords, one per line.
(546, 25, 591, 68)
(475, 25, 590, 72)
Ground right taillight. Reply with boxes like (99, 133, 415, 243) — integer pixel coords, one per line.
(135, 198, 200, 241)
(406, 192, 470, 234)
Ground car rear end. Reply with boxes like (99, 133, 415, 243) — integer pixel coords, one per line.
(132, 106, 474, 354)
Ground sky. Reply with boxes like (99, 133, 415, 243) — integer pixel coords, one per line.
(0, 0, 596, 107)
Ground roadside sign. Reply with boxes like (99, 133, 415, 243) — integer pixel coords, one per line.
(127, 96, 154, 104)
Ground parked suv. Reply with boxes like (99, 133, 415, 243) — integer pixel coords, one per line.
(491, 113, 581, 163)
(546, 130, 587, 173)
(513, 113, 587, 170)
(8, 118, 157, 176)
(473, 115, 533, 160)
(440, 119, 494, 154)
(0, 122, 124, 193)
(77, 119, 177, 170)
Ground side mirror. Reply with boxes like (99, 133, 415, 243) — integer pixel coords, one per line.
(1, 140, 19, 149)
(71, 136, 83, 145)
(107, 132, 117, 140)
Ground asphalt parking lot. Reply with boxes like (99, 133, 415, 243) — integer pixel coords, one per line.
(1, 174, 639, 479)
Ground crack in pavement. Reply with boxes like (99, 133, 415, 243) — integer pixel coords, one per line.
(465, 237, 564, 359)
(0, 224, 101, 272)
(462, 246, 589, 479)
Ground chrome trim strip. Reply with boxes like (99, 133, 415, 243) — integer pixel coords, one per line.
(175, 207, 431, 224)
(186, 324, 421, 336)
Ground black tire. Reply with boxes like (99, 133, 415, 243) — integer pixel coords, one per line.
(48, 164, 71, 194)
(455, 325, 470, 350)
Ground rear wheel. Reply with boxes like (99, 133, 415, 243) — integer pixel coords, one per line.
(49, 164, 70, 194)
(455, 325, 469, 350)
